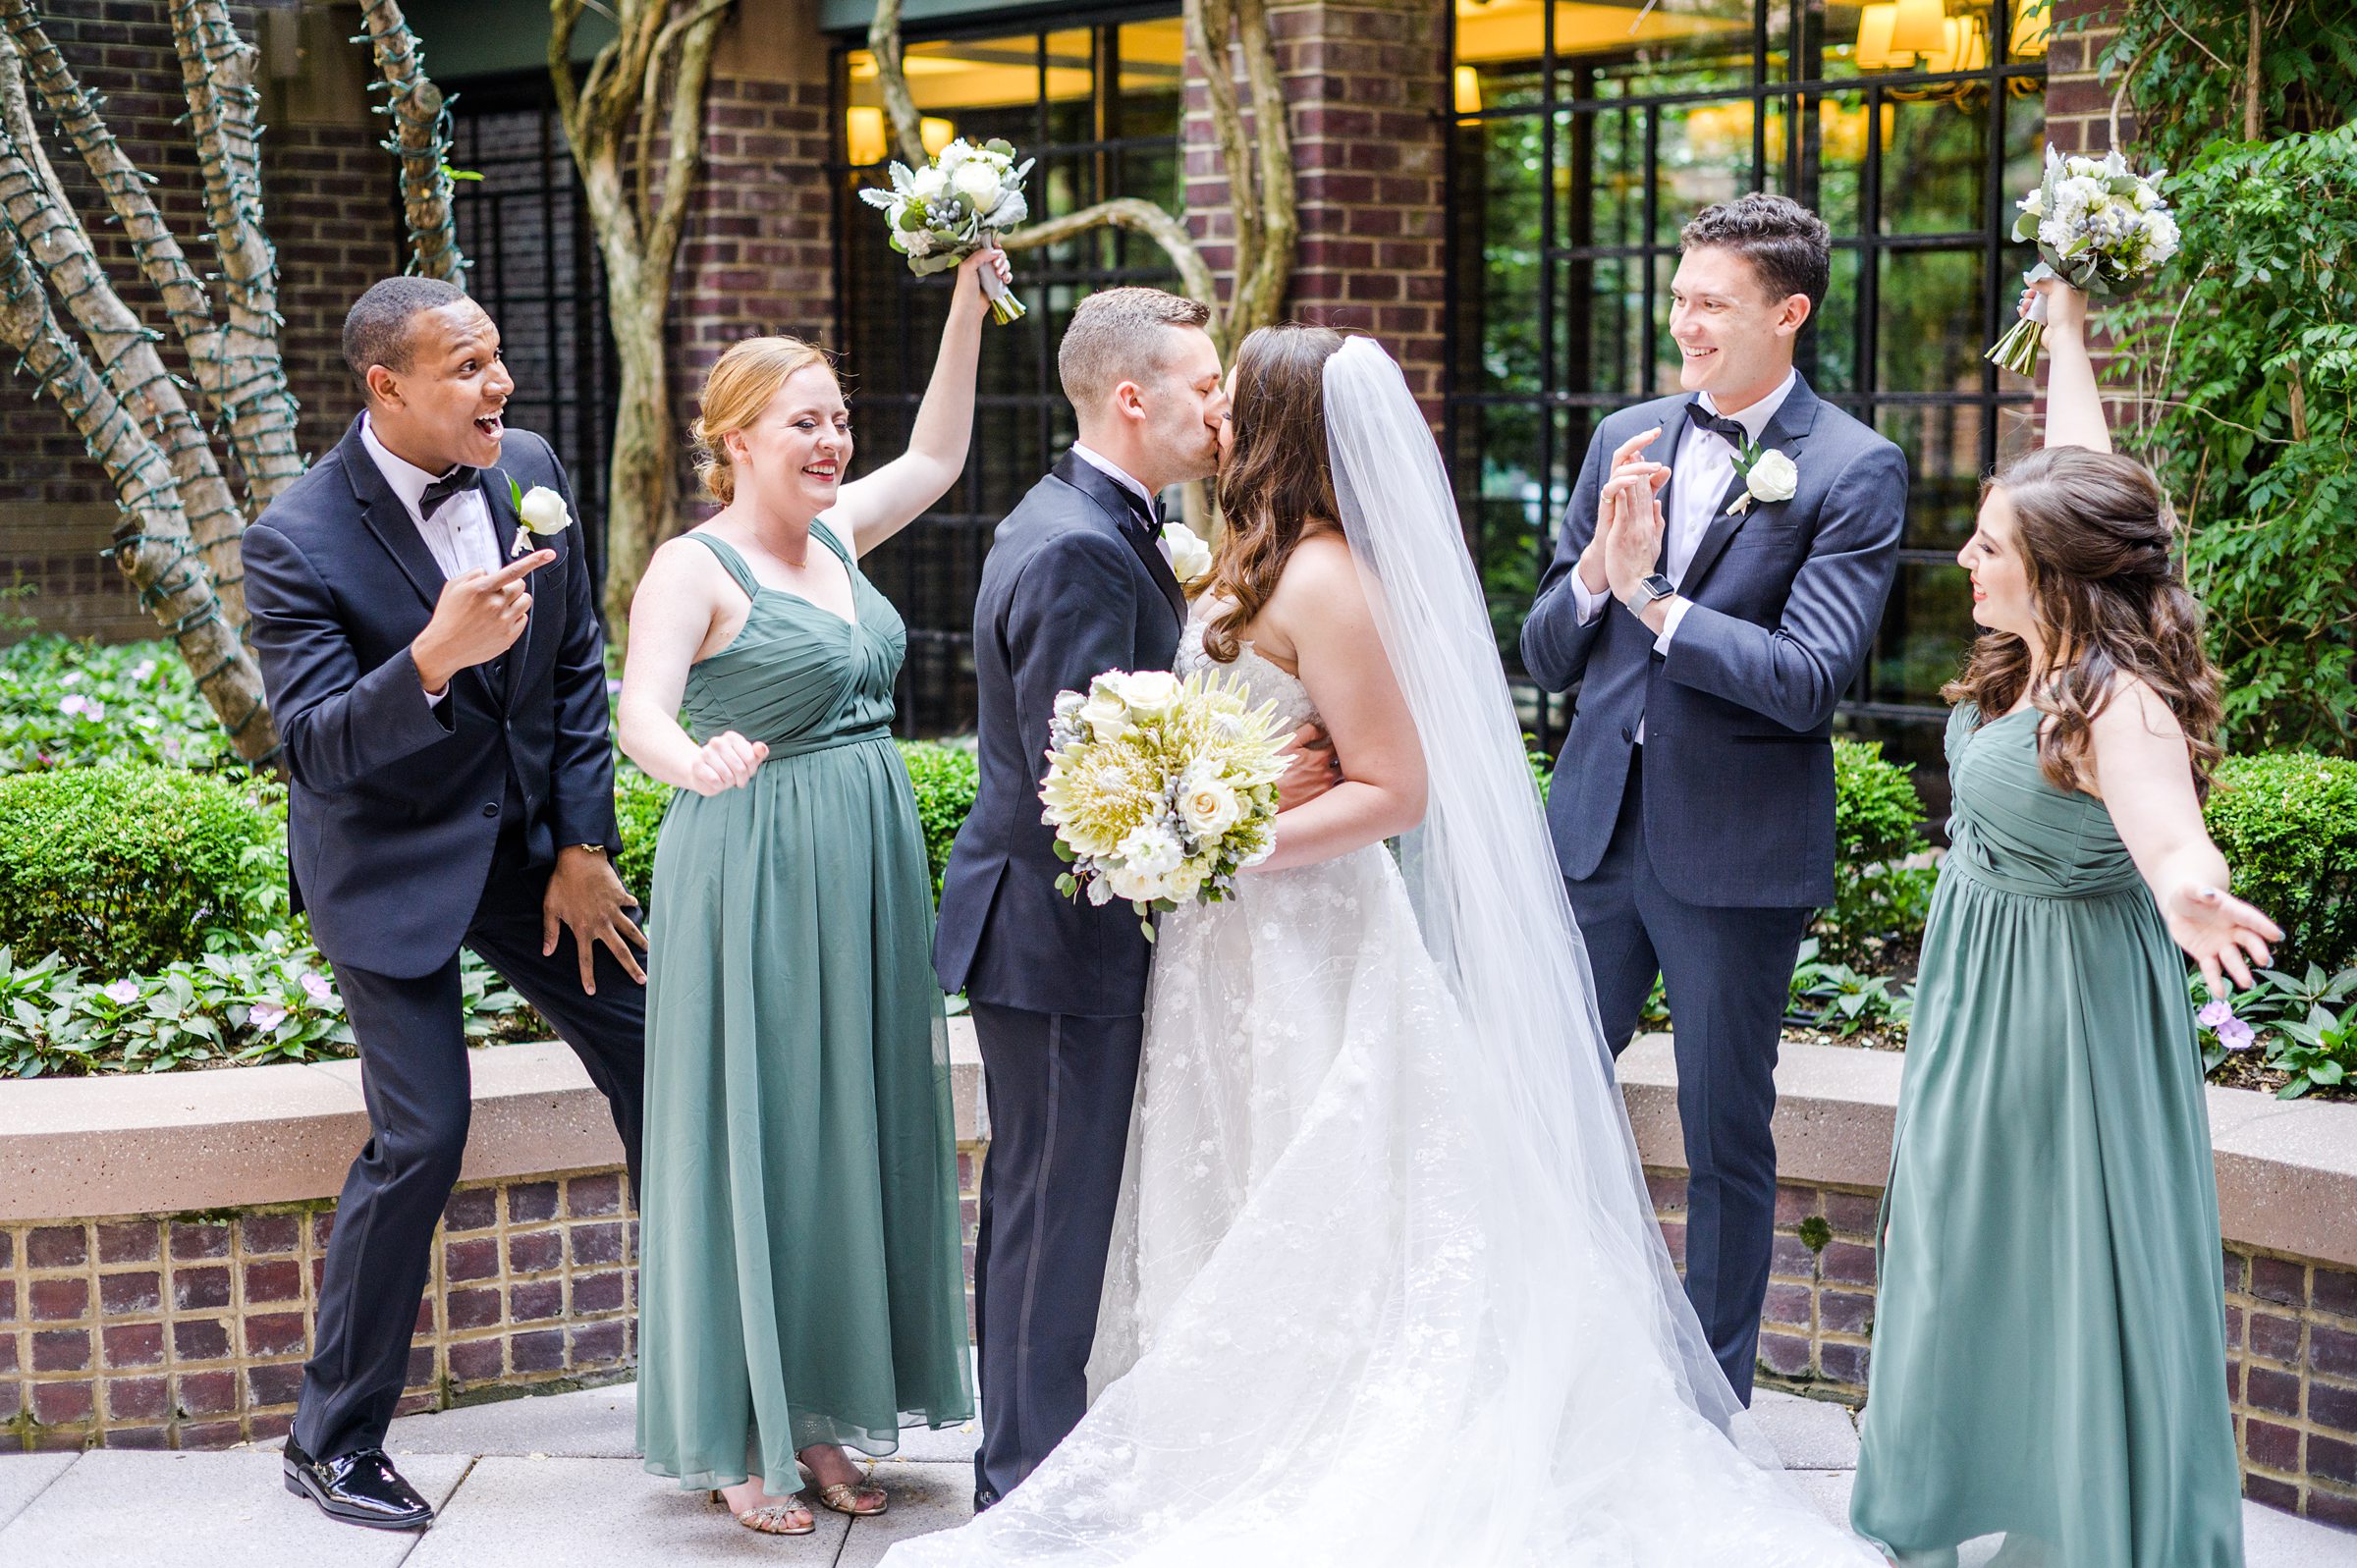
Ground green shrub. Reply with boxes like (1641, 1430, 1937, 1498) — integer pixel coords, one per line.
(1821, 738, 1936, 966)
(0, 765, 285, 973)
(899, 739, 979, 899)
(0, 636, 241, 774)
(609, 740, 980, 906)
(2204, 752, 2357, 975)
(613, 763, 673, 906)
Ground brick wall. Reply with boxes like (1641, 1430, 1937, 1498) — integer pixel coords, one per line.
(1180, 0, 1450, 418)
(2, 1168, 634, 1451)
(0, 2, 402, 645)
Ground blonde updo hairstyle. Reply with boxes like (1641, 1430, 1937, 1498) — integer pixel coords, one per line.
(690, 335, 838, 506)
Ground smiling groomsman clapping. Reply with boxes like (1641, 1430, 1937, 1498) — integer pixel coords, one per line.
(1521, 193, 1908, 1403)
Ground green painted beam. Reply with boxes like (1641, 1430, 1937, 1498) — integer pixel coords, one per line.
(401, 0, 615, 82)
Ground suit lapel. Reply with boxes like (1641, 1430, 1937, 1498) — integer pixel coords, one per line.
(1677, 375, 1823, 600)
(1053, 452, 1185, 624)
(481, 472, 530, 711)
(340, 416, 448, 614)
(1643, 401, 1696, 575)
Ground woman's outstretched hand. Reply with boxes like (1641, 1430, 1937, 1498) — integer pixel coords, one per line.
(2165, 880, 2282, 998)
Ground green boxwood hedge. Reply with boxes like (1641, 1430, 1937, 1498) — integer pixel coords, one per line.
(2206, 753, 2357, 975)
(0, 765, 287, 973)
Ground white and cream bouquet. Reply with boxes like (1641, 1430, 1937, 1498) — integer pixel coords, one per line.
(1987, 145, 2177, 375)
(1039, 669, 1288, 938)
(857, 136, 1033, 324)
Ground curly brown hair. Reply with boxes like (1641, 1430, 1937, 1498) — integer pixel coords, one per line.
(1944, 446, 2224, 799)
(1197, 323, 1348, 664)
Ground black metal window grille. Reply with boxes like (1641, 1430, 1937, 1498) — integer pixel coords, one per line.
(831, 10, 1186, 737)
(444, 77, 618, 595)
(1448, 0, 2048, 799)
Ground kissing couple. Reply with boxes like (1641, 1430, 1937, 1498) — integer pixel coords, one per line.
(911, 210, 1895, 1563)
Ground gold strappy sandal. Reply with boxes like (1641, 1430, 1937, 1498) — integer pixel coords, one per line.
(814, 1478, 889, 1517)
(709, 1488, 816, 1536)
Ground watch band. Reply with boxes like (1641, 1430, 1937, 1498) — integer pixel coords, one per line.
(1624, 572, 1675, 614)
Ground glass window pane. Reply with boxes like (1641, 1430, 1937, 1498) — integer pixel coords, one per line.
(1883, 94, 1991, 235)
(1044, 28, 1093, 144)
(1115, 20, 1183, 138)
(1870, 558, 1977, 706)
(1562, 0, 1761, 97)
(1880, 402, 1990, 551)
(1807, 244, 1862, 395)
(1877, 246, 1987, 394)
(1657, 98, 1757, 240)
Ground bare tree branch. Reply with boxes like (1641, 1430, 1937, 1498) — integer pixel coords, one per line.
(867, 0, 925, 167)
(999, 198, 1219, 312)
(1226, 0, 1295, 342)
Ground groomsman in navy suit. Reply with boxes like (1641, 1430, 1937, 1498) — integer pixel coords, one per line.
(244, 277, 647, 1528)
(1522, 194, 1907, 1402)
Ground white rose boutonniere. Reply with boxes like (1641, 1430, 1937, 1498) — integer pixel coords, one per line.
(1161, 518, 1214, 583)
(506, 476, 573, 559)
(1726, 443, 1799, 516)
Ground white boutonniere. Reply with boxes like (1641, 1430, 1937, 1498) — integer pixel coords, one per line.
(1162, 518, 1214, 583)
(505, 474, 572, 559)
(1726, 442, 1799, 516)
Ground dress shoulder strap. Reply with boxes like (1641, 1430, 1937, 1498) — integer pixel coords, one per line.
(809, 514, 853, 568)
(683, 531, 762, 600)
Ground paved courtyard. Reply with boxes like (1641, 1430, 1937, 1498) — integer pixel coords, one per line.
(2, 1380, 2351, 1565)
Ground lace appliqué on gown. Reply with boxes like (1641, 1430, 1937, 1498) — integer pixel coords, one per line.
(882, 616, 1880, 1568)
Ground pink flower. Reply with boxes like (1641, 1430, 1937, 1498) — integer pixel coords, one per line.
(301, 973, 333, 1003)
(2218, 1017, 2257, 1052)
(102, 979, 139, 1005)
(58, 694, 97, 720)
(249, 1001, 287, 1030)
(2196, 999, 2237, 1030)
(132, 660, 156, 681)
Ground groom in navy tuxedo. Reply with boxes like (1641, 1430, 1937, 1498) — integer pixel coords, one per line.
(1522, 195, 1906, 1402)
(244, 277, 647, 1528)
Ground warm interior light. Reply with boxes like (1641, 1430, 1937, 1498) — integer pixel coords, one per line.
(920, 116, 956, 155)
(1854, 3, 1897, 70)
(1453, 64, 1483, 115)
(2012, 0, 2052, 55)
(845, 105, 887, 166)
(1889, 0, 1947, 56)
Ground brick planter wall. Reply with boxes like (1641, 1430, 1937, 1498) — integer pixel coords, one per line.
(1655, 1170, 2357, 1531)
(2, 1168, 635, 1452)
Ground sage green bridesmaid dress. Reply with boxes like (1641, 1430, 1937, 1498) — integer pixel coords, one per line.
(1851, 703, 2242, 1567)
(636, 524, 973, 1491)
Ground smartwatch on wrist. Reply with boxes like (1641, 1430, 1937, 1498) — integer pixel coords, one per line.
(1623, 572, 1675, 615)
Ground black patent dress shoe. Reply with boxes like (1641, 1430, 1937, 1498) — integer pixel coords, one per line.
(973, 1487, 1000, 1515)
(282, 1437, 435, 1530)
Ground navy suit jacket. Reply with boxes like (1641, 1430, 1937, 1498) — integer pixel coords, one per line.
(1520, 374, 1906, 909)
(242, 416, 620, 979)
(933, 452, 1187, 1018)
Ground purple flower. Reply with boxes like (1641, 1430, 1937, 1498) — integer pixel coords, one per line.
(102, 979, 139, 1005)
(131, 660, 155, 681)
(301, 973, 333, 1003)
(249, 1001, 287, 1030)
(58, 671, 79, 687)
(2197, 999, 2237, 1030)
(606, 677, 624, 695)
(2218, 1017, 2257, 1052)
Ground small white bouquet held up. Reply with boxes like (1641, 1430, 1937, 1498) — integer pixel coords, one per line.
(1987, 145, 2177, 375)
(858, 136, 1033, 324)
(1039, 668, 1288, 938)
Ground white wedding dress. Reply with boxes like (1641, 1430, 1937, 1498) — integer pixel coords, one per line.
(884, 341, 1877, 1567)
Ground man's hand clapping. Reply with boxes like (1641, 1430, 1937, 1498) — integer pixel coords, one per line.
(1576, 428, 1670, 603)
(411, 549, 555, 695)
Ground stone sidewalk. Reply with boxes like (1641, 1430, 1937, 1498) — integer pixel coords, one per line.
(2, 1380, 2352, 1566)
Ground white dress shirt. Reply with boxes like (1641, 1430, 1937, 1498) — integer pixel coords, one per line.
(361, 413, 503, 702)
(1070, 443, 1172, 564)
(1572, 370, 1796, 741)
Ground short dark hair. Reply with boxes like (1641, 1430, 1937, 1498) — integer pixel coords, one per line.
(1679, 194, 1832, 314)
(342, 276, 470, 395)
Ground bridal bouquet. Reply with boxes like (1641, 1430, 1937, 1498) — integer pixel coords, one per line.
(1040, 669, 1288, 938)
(1987, 146, 2177, 375)
(857, 136, 1032, 324)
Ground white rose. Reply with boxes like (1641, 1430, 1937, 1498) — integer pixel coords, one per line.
(1121, 670, 1182, 719)
(1176, 764, 1242, 840)
(1744, 449, 1799, 505)
(910, 166, 948, 201)
(1106, 862, 1166, 905)
(1078, 689, 1128, 742)
(1116, 822, 1185, 877)
(1162, 863, 1206, 904)
(519, 484, 571, 536)
(1162, 520, 1214, 583)
(1054, 689, 1086, 720)
(952, 161, 1003, 206)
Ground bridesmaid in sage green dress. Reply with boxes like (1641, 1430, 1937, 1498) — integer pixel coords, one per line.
(1850, 281, 2278, 1567)
(617, 248, 1009, 1537)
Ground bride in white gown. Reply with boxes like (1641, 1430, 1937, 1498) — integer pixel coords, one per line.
(885, 330, 1878, 1566)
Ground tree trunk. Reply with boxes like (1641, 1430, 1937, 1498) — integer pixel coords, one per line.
(599, 277, 681, 630)
(358, 0, 468, 281)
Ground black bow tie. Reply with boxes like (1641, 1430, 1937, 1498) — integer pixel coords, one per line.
(1123, 487, 1166, 537)
(419, 466, 478, 519)
(1690, 405, 1751, 447)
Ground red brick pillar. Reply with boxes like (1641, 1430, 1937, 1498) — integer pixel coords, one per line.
(672, 0, 838, 517)
(2039, 1, 2133, 402)
(1181, 0, 1451, 421)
